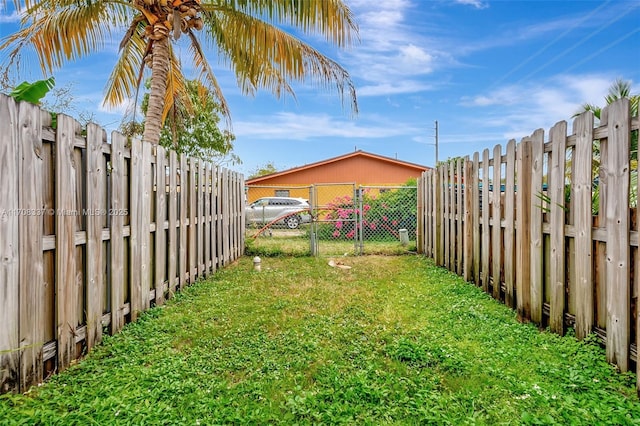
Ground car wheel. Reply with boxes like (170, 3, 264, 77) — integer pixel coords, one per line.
(285, 215, 300, 229)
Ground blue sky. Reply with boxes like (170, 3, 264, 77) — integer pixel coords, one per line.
(1, 0, 639, 176)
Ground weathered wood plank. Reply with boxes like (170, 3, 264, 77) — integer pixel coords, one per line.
(179, 156, 187, 290)
(188, 159, 197, 283)
(129, 138, 143, 320)
(472, 152, 480, 285)
(604, 99, 631, 372)
(211, 166, 218, 270)
(456, 159, 463, 275)
(571, 111, 594, 339)
(223, 169, 231, 265)
(434, 166, 442, 265)
(0, 95, 20, 393)
(204, 163, 211, 275)
(444, 162, 450, 269)
(18, 100, 44, 392)
(530, 129, 545, 324)
(516, 138, 532, 319)
(140, 142, 152, 311)
(481, 149, 490, 292)
(216, 166, 224, 269)
(463, 157, 474, 281)
(109, 131, 126, 334)
(492, 144, 502, 300)
(197, 160, 204, 276)
(85, 123, 105, 351)
(154, 146, 166, 305)
(55, 114, 80, 373)
(549, 121, 567, 334)
(504, 140, 516, 308)
(168, 151, 177, 295)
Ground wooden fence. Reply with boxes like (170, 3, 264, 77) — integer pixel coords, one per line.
(0, 94, 245, 393)
(417, 98, 640, 388)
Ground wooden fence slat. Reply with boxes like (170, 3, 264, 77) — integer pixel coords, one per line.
(444, 163, 450, 269)
(504, 140, 516, 308)
(85, 124, 105, 351)
(129, 138, 142, 321)
(216, 166, 223, 269)
(140, 142, 152, 310)
(110, 132, 125, 334)
(456, 159, 463, 275)
(604, 99, 631, 372)
(450, 162, 456, 270)
(516, 138, 532, 319)
(472, 152, 480, 284)
(211, 166, 218, 270)
(18, 100, 44, 392)
(154, 146, 166, 305)
(492, 145, 502, 300)
(463, 157, 474, 281)
(0, 95, 20, 393)
(55, 114, 80, 373)
(168, 151, 177, 295)
(205, 164, 211, 275)
(179, 156, 187, 290)
(197, 160, 204, 276)
(188, 159, 196, 283)
(223, 169, 231, 265)
(549, 121, 568, 334)
(481, 149, 490, 292)
(572, 111, 594, 340)
(435, 166, 443, 265)
(530, 129, 545, 324)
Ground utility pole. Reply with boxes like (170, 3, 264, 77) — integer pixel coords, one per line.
(434, 120, 439, 166)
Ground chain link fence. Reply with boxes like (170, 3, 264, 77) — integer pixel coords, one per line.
(245, 184, 417, 256)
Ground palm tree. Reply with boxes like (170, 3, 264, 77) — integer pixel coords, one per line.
(574, 78, 639, 213)
(1, 0, 358, 145)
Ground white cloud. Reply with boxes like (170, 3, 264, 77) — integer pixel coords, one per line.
(454, 0, 488, 10)
(234, 112, 418, 140)
(460, 74, 627, 140)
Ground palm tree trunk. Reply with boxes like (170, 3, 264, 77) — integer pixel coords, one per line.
(143, 34, 170, 145)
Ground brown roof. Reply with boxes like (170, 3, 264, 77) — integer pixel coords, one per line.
(246, 150, 430, 184)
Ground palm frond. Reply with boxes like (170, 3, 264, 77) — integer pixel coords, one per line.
(200, 6, 357, 114)
(103, 21, 147, 107)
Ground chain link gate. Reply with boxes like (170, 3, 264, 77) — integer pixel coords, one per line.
(356, 185, 418, 254)
(309, 183, 358, 256)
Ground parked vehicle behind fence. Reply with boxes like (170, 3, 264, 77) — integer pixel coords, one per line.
(245, 197, 312, 229)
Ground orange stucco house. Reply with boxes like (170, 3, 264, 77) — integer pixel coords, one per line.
(245, 150, 430, 205)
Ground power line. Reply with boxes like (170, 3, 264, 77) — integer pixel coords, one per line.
(489, 0, 611, 90)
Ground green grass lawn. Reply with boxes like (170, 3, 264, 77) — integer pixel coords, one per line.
(1, 256, 639, 425)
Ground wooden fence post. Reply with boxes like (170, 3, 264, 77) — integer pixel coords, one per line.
(572, 111, 594, 340)
(463, 157, 474, 282)
(155, 146, 167, 305)
(55, 114, 80, 373)
(549, 121, 567, 335)
(110, 132, 126, 334)
(516, 138, 532, 320)
(492, 145, 502, 300)
(0, 95, 20, 393)
(129, 138, 142, 321)
(85, 123, 105, 350)
(604, 99, 631, 372)
(530, 129, 545, 324)
(18, 101, 44, 392)
(504, 140, 516, 308)
(481, 149, 490, 292)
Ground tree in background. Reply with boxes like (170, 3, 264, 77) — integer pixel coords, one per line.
(574, 78, 639, 213)
(1, 0, 358, 146)
(121, 79, 240, 165)
(247, 162, 278, 180)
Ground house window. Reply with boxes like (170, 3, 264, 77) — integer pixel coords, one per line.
(275, 189, 290, 197)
